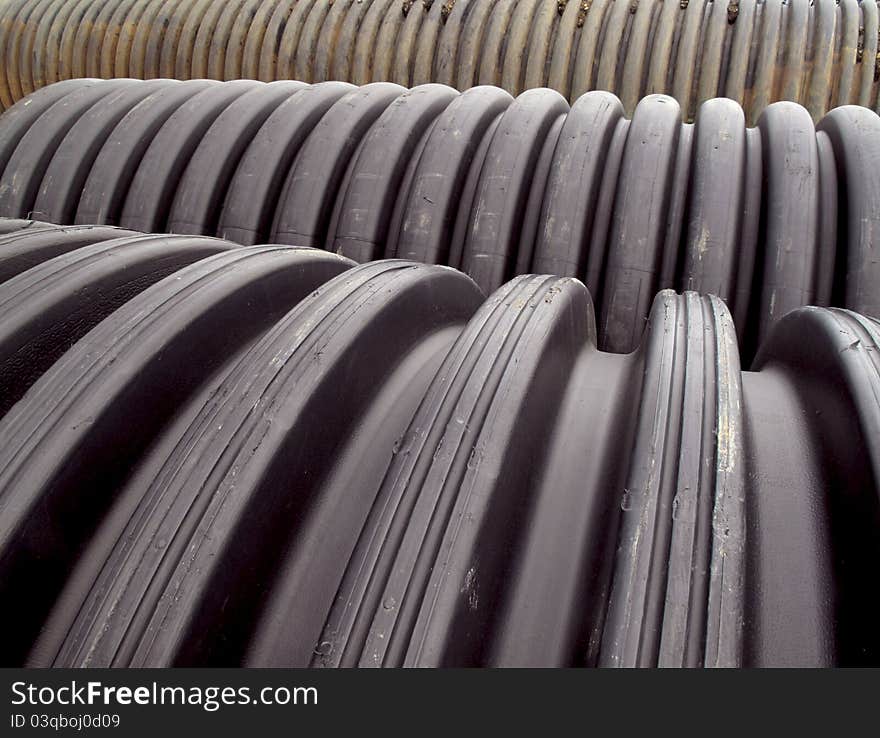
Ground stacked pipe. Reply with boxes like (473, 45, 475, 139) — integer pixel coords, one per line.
(1, 0, 880, 672)
(0, 221, 876, 667)
(0, 78, 877, 357)
(0, 0, 879, 122)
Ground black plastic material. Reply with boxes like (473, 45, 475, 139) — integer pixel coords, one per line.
(0, 225, 876, 668)
(1, 79, 878, 358)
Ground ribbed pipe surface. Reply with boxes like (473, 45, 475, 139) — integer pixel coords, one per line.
(0, 221, 876, 667)
(0, 0, 878, 122)
(0, 78, 878, 356)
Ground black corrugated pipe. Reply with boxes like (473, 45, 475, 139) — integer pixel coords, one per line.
(0, 0, 878, 123)
(0, 79, 877, 356)
(0, 222, 876, 667)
